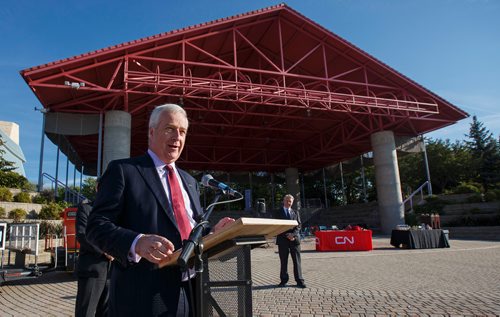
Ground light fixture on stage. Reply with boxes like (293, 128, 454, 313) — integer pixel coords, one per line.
(64, 81, 85, 89)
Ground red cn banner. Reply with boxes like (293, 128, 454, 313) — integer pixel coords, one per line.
(315, 230, 373, 251)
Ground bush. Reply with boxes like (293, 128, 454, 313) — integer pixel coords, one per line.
(466, 194, 483, 203)
(39, 220, 63, 239)
(484, 191, 497, 202)
(32, 189, 54, 204)
(424, 195, 441, 203)
(404, 212, 418, 226)
(413, 195, 447, 214)
(27, 210, 38, 219)
(38, 202, 63, 220)
(452, 182, 482, 194)
(8, 208, 27, 222)
(0, 187, 13, 201)
(32, 194, 47, 204)
(493, 189, 500, 199)
(14, 191, 31, 203)
(0, 206, 5, 218)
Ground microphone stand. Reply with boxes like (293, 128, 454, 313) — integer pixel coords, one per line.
(178, 190, 223, 317)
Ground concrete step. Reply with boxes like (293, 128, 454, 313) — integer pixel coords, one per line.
(444, 226, 500, 241)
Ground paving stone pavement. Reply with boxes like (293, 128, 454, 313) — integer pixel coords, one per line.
(1, 236, 499, 316)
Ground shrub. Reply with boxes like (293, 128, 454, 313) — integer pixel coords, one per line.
(452, 182, 482, 194)
(14, 191, 31, 203)
(484, 191, 497, 202)
(56, 200, 70, 210)
(413, 196, 447, 215)
(32, 194, 46, 204)
(493, 189, 500, 200)
(39, 220, 63, 239)
(466, 194, 483, 203)
(468, 208, 482, 214)
(0, 206, 5, 218)
(32, 189, 54, 204)
(0, 187, 13, 201)
(38, 202, 63, 220)
(27, 210, 38, 219)
(404, 212, 418, 226)
(424, 195, 441, 203)
(8, 208, 27, 222)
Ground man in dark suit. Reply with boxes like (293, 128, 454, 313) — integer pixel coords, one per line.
(86, 104, 233, 317)
(274, 194, 306, 288)
(75, 182, 113, 317)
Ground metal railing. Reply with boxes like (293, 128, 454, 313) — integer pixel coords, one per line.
(403, 181, 431, 213)
(41, 172, 87, 205)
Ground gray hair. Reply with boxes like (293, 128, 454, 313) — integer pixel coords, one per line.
(149, 104, 189, 129)
(284, 194, 294, 200)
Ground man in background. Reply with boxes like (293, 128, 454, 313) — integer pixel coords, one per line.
(274, 194, 306, 288)
(75, 179, 113, 316)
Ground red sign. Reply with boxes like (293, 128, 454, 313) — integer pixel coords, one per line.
(315, 230, 373, 251)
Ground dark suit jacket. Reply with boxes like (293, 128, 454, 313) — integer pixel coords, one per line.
(76, 201, 109, 278)
(274, 207, 302, 246)
(86, 154, 204, 316)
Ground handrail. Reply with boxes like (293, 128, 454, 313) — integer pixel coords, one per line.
(41, 172, 87, 205)
(403, 181, 431, 213)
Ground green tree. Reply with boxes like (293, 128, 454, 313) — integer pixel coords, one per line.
(0, 135, 30, 189)
(80, 177, 98, 201)
(466, 116, 500, 191)
(399, 138, 474, 195)
(0, 135, 15, 172)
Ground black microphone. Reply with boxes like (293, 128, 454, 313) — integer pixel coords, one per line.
(201, 174, 240, 197)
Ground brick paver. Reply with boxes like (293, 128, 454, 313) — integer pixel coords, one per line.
(1, 236, 499, 316)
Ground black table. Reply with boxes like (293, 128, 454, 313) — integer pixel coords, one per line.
(390, 229, 450, 249)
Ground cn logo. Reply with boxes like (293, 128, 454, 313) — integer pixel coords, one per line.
(335, 236, 355, 245)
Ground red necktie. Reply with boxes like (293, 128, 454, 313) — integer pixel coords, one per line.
(165, 165, 191, 241)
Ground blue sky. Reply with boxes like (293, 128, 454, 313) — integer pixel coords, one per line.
(1, 0, 499, 183)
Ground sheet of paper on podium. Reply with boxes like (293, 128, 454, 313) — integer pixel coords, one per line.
(159, 217, 297, 268)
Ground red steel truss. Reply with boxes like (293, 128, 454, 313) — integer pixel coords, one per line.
(21, 4, 468, 174)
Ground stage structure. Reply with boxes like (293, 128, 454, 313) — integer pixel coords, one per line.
(20, 4, 468, 233)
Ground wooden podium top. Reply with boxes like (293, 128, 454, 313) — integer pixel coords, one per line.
(159, 217, 297, 268)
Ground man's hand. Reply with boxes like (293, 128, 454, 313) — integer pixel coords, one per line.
(286, 233, 296, 241)
(104, 253, 114, 261)
(212, 217, 235, 233)
(135, 234, 175, 264)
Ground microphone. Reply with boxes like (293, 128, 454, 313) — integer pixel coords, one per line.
(201, 174, 240, 197)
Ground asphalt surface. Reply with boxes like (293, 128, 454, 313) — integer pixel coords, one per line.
(1, 236, 499, 316)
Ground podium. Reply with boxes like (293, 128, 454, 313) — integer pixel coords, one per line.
(159, 217, 297, 316)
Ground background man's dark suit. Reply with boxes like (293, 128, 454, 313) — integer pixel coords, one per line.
(86, 154, 204, 316)
(75, 200, 111, 317)
(274, 206, 305, 287)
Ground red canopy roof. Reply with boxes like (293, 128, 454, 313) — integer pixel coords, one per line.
(21, 4, 468, 174)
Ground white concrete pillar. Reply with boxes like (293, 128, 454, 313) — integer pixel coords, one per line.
(371, 131, 404, 234)
(103, 110, 131, 171)
(285, 167, 301, 209)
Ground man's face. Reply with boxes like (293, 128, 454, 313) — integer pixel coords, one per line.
(148, 111, 188, 164)
(283, 197, 293, 209)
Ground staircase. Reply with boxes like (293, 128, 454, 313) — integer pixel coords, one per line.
(41, 173, 87, 205)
